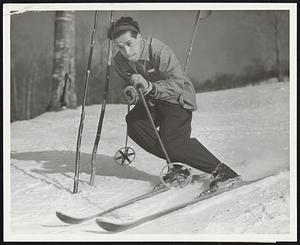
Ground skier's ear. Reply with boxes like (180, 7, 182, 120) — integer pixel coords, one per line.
(136, 33, 142, 40)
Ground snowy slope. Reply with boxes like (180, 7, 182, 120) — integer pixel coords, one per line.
(7, 82, 295, 241)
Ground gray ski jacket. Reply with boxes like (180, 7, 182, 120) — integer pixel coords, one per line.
(113, 37, 198, 111)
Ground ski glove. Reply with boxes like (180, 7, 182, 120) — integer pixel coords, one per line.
(122, 86, 139, 105)
(130, 74, 153, 95)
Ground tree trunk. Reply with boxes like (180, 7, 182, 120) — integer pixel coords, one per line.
(26, 77, 33, 119)
(275, 24, 282, 82)
(49, 11, 77, 111)
(22, 78, 26, 119)
(11, 64, 18, 121)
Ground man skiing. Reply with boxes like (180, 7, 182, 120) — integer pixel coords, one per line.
(108, 16, 239, 189)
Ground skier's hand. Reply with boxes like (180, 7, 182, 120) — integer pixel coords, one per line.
(122, 86, 139, 105)
(130, 74, 153, 95)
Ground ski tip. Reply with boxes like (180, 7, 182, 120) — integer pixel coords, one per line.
(55, 211, 83, 224)
(95, 219, 118, 232)
(55, 211, 69, 222)
(95, 218, 130, 233)
(56, 211, 64, 219)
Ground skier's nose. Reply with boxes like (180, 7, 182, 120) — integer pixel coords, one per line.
(124, 46, 131, 56)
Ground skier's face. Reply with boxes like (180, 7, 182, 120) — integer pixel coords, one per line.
(114, 31, 142, 62)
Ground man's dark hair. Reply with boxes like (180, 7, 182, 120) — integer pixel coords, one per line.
(108, 17, 140, 40)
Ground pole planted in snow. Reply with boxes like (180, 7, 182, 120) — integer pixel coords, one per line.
(73, 11, 98, 194)
(89, 11, 114, 186)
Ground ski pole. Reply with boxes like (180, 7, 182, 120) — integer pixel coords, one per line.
(136, 86, 172, 165)
(90, 11, 114, 186)
(136, 86, 192, 188)
(124, 104, 130, 150)
(130, 64, 171, 165)
(113, 104, 136, 166)
(73, 11, 98, 194)
(184, 10, 211, 73)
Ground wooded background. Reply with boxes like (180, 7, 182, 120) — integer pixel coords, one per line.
(10, 10, 289, 122)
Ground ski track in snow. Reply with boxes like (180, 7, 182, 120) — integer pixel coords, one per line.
(9, 82, 291, 237)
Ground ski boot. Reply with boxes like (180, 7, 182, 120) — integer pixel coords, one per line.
(160, 163, 192, 188)
(209, 163, 241, 190)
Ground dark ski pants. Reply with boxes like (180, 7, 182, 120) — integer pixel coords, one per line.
(126, 100, 221, 174)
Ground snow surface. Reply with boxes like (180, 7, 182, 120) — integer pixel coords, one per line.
(6, 82, 296, 241)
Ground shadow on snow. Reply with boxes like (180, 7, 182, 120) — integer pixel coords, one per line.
(10, 150, 161, 188)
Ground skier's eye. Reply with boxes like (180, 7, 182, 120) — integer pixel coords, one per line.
(125, 41, 134, 47)
(117, 45, 124, 50)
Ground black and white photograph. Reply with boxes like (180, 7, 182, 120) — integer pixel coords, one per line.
(3, 2, 297, 242)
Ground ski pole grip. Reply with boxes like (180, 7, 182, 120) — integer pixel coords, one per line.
(136, 84, 143, 90)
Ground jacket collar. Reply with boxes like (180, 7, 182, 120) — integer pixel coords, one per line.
(137, 37, 150, 62)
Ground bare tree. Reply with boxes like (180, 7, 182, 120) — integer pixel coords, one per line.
(244, 10, 289, 82)
(270, 12, 285, 82)
(49, 11, 77, 110)
(25, 77, 33, 119)
(11, 64, 18, 121)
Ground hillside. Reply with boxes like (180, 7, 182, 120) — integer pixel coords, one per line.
(7, 82, 294, 241)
